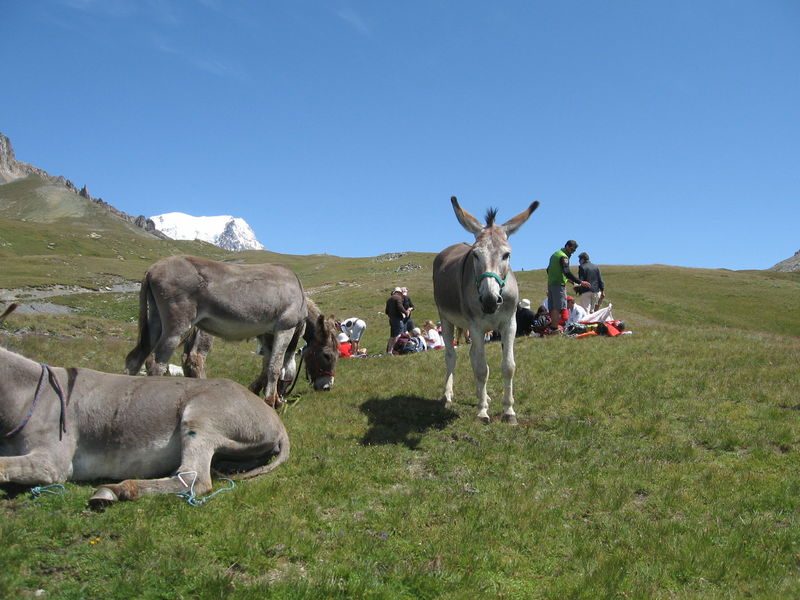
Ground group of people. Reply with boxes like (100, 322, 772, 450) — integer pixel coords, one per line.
(334, 285, 448, 359)
(358, 241, 606, 356)
(515, 240, 606, 336)
(384, 286, 444, 354)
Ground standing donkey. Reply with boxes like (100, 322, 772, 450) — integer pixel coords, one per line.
(124, 255, 311, 408)
(433, 196, 539, 424)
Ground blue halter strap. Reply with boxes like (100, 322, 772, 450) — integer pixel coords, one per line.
(475, 271, 507, 290)
(4, 364, 68, 441)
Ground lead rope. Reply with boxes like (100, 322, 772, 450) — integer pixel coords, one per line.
(175, 471, 236, 507)
(30, 484, 66, 499)
(282, 351, 305, 397)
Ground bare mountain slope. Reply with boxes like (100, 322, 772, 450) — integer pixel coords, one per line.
(0, 132, 164, 238)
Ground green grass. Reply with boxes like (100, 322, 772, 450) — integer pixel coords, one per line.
(1, 201, 799, 597)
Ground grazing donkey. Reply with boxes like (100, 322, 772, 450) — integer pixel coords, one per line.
(433, 196, 539, 424)
(124, 255, 333, 407)
(181, 297, 340, 395)
(0, 304, 289, 507)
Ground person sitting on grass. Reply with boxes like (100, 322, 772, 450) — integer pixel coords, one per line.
(566, 295, 588, 326)
(393, 328, 427, 354)
(515, 298, 537, 337)
(532, 305, 553, 335)
(337, 332, 353, 358)
(423, 319, 445, 349)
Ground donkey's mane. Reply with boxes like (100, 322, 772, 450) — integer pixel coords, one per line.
(485, 208, 499, 227)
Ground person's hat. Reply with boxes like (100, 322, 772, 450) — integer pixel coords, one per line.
(578, 252, 589, 261)
(412, 327, 422, 335)
(566, 295, 575, 302)
(336, 332, 349, 343)
(519, 298, 531, 309)
(393, 286, 402, 293)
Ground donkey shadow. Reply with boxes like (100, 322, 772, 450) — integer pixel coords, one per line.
(359, 396, 458, 449)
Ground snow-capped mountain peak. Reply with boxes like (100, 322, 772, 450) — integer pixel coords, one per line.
(149, 212, 264, 252)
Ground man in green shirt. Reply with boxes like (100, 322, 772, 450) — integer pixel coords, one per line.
(546, 240, 590, 333)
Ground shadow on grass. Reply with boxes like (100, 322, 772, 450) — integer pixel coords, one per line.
(0, 482, 37, 500)
(360, 395, 458, 449)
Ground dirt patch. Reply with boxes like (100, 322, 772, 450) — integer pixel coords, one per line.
(0, 282, 140, 302)
(12, 302, 75, 315)
(0, 282, 140, 315)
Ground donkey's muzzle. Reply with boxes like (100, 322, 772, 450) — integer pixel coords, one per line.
(480, 294, 503, 314)
(312, 376, 334, 391)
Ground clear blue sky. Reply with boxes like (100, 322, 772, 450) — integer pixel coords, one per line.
(2, 1, 798, 270)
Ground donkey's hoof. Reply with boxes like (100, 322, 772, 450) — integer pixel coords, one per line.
(88, 487, 118, 509)
(477, 413, 491, 424)
(501, 413, 518, 425)
(442, 398, 453, 410)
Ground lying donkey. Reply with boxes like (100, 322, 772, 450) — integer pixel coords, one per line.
(0, 304, 289, 507)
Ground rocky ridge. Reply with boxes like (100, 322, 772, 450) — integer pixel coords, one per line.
(770, 250, 800, 272)
(0, 132, 166, 238)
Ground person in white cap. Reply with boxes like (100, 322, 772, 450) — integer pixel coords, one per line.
(336, 331, 353, 358)
(515, 298, 537, 337)
(384, 287, 407, 354)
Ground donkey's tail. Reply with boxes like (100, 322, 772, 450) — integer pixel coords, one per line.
(124, 274, 155, 374)
(228, 429, 291, 481)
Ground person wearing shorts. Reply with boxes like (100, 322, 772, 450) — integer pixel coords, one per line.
(546, 240, 590, 333)
(385, 287, 407, 354)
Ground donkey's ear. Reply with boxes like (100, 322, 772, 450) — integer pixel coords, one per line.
(450, 196, 484, 235)
(315, 314, 326, 341)
(0, 303, 19, 324)
(501, 201, 539, 236)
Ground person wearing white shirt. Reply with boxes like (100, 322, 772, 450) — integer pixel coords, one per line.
(338, 317, 367, 354)
(566, 296, 588, 325)
(423, 319, 444, 349)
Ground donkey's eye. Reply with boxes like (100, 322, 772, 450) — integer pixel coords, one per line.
(502, 252, 511, 261)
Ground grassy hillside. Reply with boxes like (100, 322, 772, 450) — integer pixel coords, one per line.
(1, 206, 799, 598)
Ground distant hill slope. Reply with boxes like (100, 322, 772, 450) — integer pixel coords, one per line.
(0, 131, 164, 238)
(771, 250, 800, 272)
(0, 175, 159, 236)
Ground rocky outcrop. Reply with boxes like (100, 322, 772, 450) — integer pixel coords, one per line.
(133, 215, 160, 234)
(0, 131, 167, 239)
(0, 132, 73, 187)
(771, 250, 800, 272)
(216, 217, 264, 252)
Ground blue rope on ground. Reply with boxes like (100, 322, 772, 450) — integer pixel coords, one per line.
(176, 471, 236, 507)
(30, 484, 66, 499)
